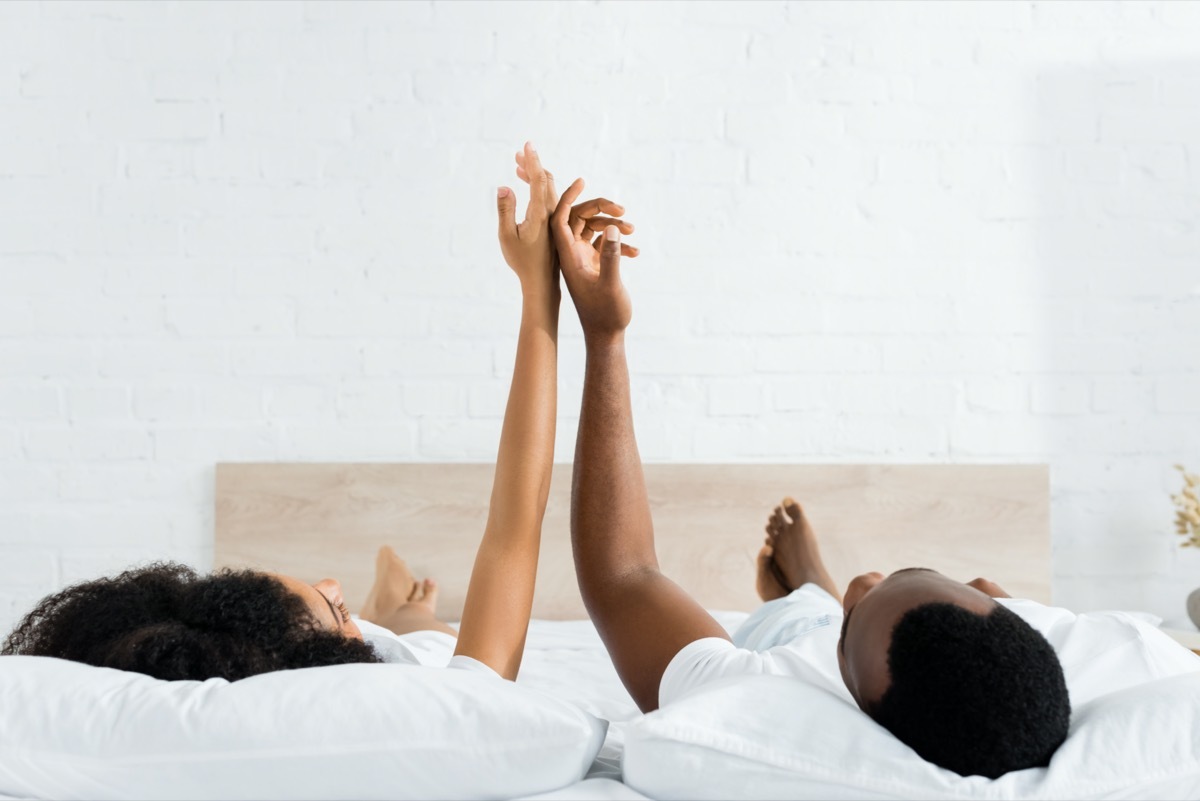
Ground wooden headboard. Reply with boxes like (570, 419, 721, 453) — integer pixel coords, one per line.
(215, 464, 1050, 620)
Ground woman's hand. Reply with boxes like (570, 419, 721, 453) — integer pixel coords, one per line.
(551, 177, 639, 343)
(497, 141, 559, 301)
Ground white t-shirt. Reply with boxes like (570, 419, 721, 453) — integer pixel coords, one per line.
(355, 618, 497, 677)
(659, 584, 1200, 709)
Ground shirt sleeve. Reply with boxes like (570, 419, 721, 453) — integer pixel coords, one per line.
(446, 654, 501, 677)
(658, 637, 777, 707)
(354, 619, 459, 667)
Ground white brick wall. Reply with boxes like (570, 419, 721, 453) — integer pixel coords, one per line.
(2, 0, 1200, 634)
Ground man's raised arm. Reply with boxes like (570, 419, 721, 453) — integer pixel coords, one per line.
(554, 180, 729, 711)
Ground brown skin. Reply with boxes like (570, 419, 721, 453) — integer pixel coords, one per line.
(756, 502, 1012, 707)
(836, 568, 1010, 709)
(450, 142, 560, 680)
(276, 556, 450, 641)
(275, 575, 365, 640)
(558, 192, 1015, 712)
(278, 145, 637, 681)
(556, 180, 727, 712)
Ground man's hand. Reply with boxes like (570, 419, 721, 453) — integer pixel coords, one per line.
(552, 177, 639, 343)
(497, 141, 558, 299)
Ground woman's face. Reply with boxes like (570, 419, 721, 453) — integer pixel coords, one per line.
(273, 574, 364, 641)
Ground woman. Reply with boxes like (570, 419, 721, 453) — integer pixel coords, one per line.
(1, 142, 636, 683)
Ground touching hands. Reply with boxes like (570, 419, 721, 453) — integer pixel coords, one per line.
(551, 178, 640, 344)
(498, 141, 558, 300)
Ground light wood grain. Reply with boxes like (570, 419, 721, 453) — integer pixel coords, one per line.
(215, 463, 1050, 620)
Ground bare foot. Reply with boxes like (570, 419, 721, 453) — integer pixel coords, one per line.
(402, 576, 440, 618)
(360, 545, 418, 623)
(360, 546, 455, 636)
(757, 497, 842, 603)
(756, 544, 790, 602)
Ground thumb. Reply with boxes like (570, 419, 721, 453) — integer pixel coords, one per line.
(497, 186, 517, 237)
(600, 225, 622, 284)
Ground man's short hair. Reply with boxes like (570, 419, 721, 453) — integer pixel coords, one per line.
(868, 602, 1070, 779)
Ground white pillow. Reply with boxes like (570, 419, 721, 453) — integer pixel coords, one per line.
(625, 607, 1200, 800)
(0, 655, 606, 801)
(625, 671, 1200, 800)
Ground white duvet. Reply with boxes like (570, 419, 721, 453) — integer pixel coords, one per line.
(505, 612, 751, 799)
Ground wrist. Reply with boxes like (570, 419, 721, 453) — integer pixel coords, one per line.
(519, 272, 560, 301)
(583, 329, 625, 351)
(520, 291, 560, 330)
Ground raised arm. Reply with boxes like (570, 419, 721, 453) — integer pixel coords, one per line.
(554, 180, 729, 711)
(453, 143, 559, 680)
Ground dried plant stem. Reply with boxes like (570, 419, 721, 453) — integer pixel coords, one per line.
(1173, 465, 1200, 548)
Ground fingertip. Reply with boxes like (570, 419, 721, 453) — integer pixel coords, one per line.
(604, 224, 620, 242)
(497, 186, 510, 199)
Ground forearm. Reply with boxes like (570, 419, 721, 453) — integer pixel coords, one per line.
(454, 293, 558, 679)
(571, 333, 728, 711)
(572, 334, 657, 582)
(487, 296, 560, 533)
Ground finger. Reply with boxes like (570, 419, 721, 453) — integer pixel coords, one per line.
(542, 168, 558, 215)
(571, 197, 626, 220)
(516, 166, 529, 184)
(571, 214, 588, 239)
(521, 141, 549, 223)
(600, 225, 622, 285)
(590, 235, 639, 258)
(582, 217, 634, 235)
(553, 178, 585, 243)
(497, 186, 517, 239)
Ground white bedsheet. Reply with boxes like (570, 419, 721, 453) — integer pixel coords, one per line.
(511, 612, 749, 799)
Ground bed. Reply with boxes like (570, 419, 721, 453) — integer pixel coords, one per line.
(214, 462, 1052, 800)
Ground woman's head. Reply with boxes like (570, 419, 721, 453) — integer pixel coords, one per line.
(1, 562, 380, 681)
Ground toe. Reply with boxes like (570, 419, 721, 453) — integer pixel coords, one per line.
(756, 545, 774, 574)
(783, 498, 802, 521)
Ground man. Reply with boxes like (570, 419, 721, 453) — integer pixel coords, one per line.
(549, 178, 1070, 779)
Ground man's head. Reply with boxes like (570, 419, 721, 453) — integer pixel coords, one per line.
(837, 568, 1070, 778)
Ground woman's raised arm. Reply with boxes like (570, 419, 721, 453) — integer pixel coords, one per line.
(452, 142, 561, 680)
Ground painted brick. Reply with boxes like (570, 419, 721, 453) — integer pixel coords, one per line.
(1, 1, 1199, 624)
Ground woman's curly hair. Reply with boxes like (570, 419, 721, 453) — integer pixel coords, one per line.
(1, 562, 381, 681)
